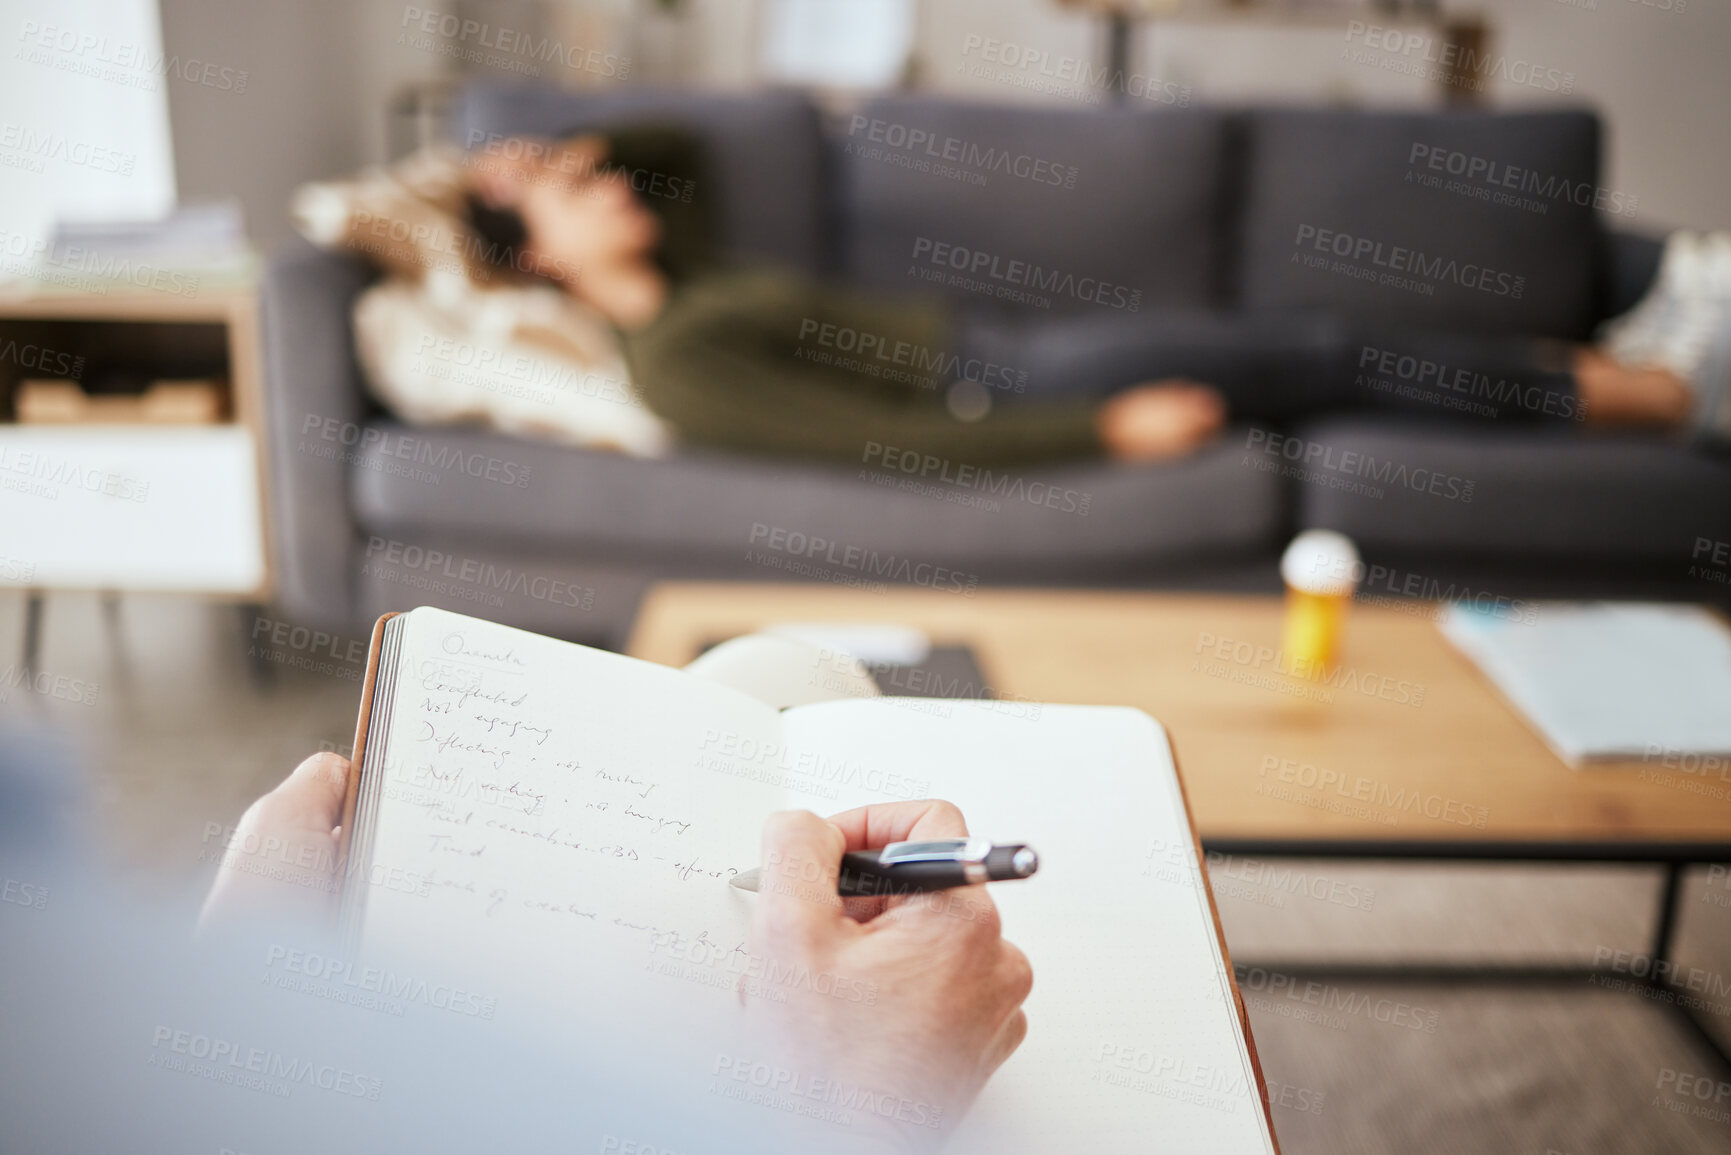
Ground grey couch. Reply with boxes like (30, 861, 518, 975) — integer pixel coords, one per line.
(262, 84, 1731, 645)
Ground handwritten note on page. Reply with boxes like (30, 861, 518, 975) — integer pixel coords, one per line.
(354, 608, 784, 1022)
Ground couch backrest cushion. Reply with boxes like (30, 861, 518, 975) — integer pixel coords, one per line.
(1233, 108, 1604, 340)
(455, 83, 829, 275)
(835, 95, 1229, 316)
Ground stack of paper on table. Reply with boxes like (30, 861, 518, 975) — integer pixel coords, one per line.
(1439, 602, 1731, 766)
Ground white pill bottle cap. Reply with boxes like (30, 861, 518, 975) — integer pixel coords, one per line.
(1280, 530, 1362, 597)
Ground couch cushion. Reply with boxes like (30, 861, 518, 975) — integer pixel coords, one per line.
(348, 421, 1285, 575)
(836, 95, 1229, 316)
(454, 83, 828, 275)
(1235, 108, 1604, 340)
(960, 307, 1348, 410)
(1287, 418, 1731, 560)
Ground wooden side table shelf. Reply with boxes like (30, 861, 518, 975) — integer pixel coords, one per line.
(0, 282, 272, 665)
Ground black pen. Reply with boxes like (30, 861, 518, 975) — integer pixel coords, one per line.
(729, 837, 1039, 897)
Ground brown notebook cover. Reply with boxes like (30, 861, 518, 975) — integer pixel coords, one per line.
(336, 612, 399, 876)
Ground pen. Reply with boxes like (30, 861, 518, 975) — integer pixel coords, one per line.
(728, 837, 1039, 897)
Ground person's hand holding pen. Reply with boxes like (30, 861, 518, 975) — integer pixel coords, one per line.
(199, 760, 1034, 1151)
(741, 801, 1034, 1153)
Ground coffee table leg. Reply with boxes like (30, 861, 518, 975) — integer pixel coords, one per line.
(21, 589, 43, 672)
(1649, 861, 1684, 972)
(1638, 861, 1731, 1077)
(1211, 846, 1731, 1075)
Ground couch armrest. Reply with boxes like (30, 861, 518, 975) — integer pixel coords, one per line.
(1597, 227, 1664, 324)
(259, 237, 378, 630)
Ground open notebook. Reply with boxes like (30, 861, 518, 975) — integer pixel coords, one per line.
(340, 607, 1278, 1153)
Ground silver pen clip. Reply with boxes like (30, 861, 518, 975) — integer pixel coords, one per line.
(876, 837, 993, 883)
(875, 837, 992, 865)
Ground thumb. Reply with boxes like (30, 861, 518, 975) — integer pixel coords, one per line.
(196, 752, 351, 936)
(752, 810, 848, 946)
(253, 751, 351, 837)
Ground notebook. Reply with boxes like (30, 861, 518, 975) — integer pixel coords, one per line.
(340, 606, 1279, 1153)
(1438, 601, 1731, 766)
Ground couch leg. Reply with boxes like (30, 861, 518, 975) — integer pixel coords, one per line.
(238, 603, 276, 692)
(20, 590, 44, 673)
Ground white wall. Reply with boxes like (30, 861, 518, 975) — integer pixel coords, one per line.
(905, 0, 1729, 232)
(1481, 0, 1730, 232)
(158, 0, 445, 247)
(0, 0, 178, 248)
(151, 0, 1729, 249)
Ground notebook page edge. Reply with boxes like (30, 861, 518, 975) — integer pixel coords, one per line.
(781, 698, 1279, 1151)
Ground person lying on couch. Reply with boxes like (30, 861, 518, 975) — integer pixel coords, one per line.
(300, 130, 1728, 468)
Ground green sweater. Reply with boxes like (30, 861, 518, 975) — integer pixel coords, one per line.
(621, 269, 1103, 468)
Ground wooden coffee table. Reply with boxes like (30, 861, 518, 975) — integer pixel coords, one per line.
(629, 583, 1731, 850)
(630, 582, 1731, 1041)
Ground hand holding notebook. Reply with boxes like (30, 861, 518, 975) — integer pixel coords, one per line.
(265, 606, 1280, 1154)
(203, 747, 1035, 1153)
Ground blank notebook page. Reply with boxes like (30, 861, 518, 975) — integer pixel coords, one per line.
(784, 700, 1278, 1154)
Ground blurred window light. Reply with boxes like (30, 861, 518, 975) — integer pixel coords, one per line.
(0, 0, 177, 245)
(759, 0, 916, 90)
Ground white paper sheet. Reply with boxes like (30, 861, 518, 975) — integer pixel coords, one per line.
(1440, 602, 1731, 765)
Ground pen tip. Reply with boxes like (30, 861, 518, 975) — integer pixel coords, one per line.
(729, 869, 760, 892)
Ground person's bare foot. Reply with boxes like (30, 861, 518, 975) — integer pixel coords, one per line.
(1573, 349, 1694, 428)
(1096, 380, 1228, 461)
